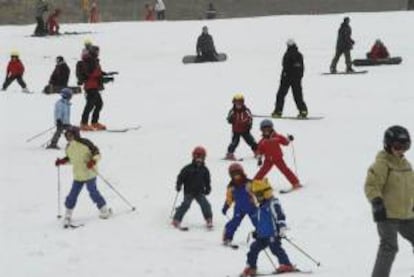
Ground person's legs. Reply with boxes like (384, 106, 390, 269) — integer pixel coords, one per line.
(372, 220, 399, 277)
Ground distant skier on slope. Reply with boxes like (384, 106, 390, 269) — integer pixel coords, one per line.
(34, 0, 48, 36)
(222, 163, 257, 246)
(225, 93, 257, 160)
(254, 119, 301, 191)
(55, 126, 111, 227)
(47, 8, 61, 35)
(271, 39, 308, 119)
(330, 17, 355, 73)
(2, 51, 30, 93)
(196, 26, 218, 62)
(240, 179, 296, 276)
(172, 146, 213, 229)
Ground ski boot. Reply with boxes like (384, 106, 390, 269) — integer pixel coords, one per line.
(92, 122, 107, 131)
(206, 218, 213, 229)
(225, 153, 237, 161)
(276, 264, 296, 273)
(99, 205, 112, 219)
(271, 111, 282, 118)
(171, 219, 181, 228)
(240, 266, 256, 277)
(46, 143, 60, 150)
(63, 209, 73, 228)
(297, 110, 308, 119)
(80, 124, 95, 131)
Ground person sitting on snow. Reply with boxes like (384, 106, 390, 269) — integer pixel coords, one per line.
(366, 39, 390, 60)
(47, 8, 61, 35)
(196, 26, 218, 62)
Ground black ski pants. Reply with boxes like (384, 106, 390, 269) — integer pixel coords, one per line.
(372, 219, 414, 277)
(34, 16, 46, 36)
(274, 77, 307, 115)
(227, 131, 257, 154)
(2, 75, 27, 90)
(173, 193, 212, 222)
(81, 89, 103, 125)
(330, 49, 352, 71)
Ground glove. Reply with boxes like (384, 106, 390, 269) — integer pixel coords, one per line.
(204, 187, 211, 195)
(55, 158, 67, 167)
(176, 185, 181, 192)
(86, 159, 96, 169)
(287, 134, 294, 141)
(257, 156, 263, 167)
(251, 231, 258, 240)
(56, 119, 63, 128)
(372, 197, 387, 222)
(222, 204, 229, 215)
(279, 226, 288, 238)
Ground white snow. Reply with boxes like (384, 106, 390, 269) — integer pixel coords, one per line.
(1, 11, 413, 277)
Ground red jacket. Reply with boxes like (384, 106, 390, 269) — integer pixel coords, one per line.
(368, 44, 389, 60)
(227, 106, 253, 133)
(7, 59, 24, 77)
(256, 132, 289, 162)
(84, 65, 102, 90)
(47, 14, 59, 35)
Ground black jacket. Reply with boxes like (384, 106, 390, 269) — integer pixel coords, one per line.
(49, 62, 70, 86)
(196, 33, 217, 56)
(281, 45, 304, 80)
(176, 161, 211, 196)
(336, 22, 354, 51)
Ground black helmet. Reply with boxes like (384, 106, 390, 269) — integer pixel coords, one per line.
(383, 125, 411, 152)
(64, 126, 81, 139)
(260, 119, 273, 130)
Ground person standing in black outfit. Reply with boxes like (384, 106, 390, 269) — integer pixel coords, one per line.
(172, 146, 213, 229)
(196, 26, 218, 62)
(330, 17, 355, 73)
(272, 39, 307, 119)
(34, 0, 48, 36)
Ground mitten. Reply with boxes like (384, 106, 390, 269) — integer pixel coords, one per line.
(251, 231, 258, 240)
(176, 184, 181, 192)
(55, 158, 67, 166)
(222, 203, 229, 215)
(287, 134, 294, 141)
(279, 226, 288, 238)
(87, 160, 96, 169)
(372, 197, 387, 222)
(204, 186, 211, 195)
(257, 156, 263, 167)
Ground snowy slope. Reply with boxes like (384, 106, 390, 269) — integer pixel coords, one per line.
(1, 11, 413, 277)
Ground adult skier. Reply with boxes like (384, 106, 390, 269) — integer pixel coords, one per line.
(330, 17, 355, 73)
(34, 0, 48, 36)
(364, 125, 414, 277)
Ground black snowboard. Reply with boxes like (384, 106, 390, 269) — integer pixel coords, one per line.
(253, 114, 324, 120)
(322, 70, 367, 75)
(352, 56, 402, 66)
(182, 53, 227, 64)
(42, 85, 81, 95)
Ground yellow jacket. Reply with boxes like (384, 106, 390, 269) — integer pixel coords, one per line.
(365, 150, 414, 220)
(66, 138, 100, 182)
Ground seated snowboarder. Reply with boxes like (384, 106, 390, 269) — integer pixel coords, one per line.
(196, 26, 218, 62)
(44, 56, 70, 94)
(366, 39, 390, 60)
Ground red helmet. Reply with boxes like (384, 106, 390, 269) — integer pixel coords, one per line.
(228, 162, 244, 175)
(192, 146, 207, 159)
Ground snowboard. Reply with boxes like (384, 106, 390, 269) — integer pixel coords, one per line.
(253, 115, 324, 120)
(42, 85, 82, 95)
(322, 70, 367, 75)
(352, 56, 402, 66)
(30, 31, 94, 38)
(182, 53, 227, 64)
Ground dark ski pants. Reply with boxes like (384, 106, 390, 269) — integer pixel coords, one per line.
(2, 75, 27, 90)
(274, 77, 307, 115)
(81, 89, 103, 125)
(224, 209, 257, 241)
(227, 132, 257, 154)
(254, 159, 299, 187)
(157, 11, 165, 20)
(34, 16, 46, 36)
(247, 237, 291, 268)
(65, 177, 106, 210)
(330, 49, 352, 71)
(173, 193, 212, 222)
(49, 124, 68, 146)
(372, 219, 414, 277)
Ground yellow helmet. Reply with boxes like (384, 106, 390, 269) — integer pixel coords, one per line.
(84, 38, 92, 46)
(232, 93, 244, 103)
(251, 178, 273, 201)
(10, 50, 19, 57)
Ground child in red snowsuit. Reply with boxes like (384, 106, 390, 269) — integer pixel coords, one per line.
(2, 51, 28, 92)
(254, 119, 301, 190)
(47, 9, 61, 35)
(367, 39, 389, 60)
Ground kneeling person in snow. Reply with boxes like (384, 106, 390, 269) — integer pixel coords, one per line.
(222, 163, 257, 245)
(241, 179, 295, 277)
(46, 88, 72, 149)
(55, 126, 111, 226)
(172, 146, 213, 229)
(196, 26, 218, 62)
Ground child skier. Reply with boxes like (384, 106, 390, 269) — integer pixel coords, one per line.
(172, 146, 213, 229)
(254, 119, 301, 191)
(55, 126, 111, 227)
(241, 178, 295, 276)
(46, 88, 73, 149)
(225, 93, 257, 160)
(222, 163, 257, 245)
(2, 51, 29, 93)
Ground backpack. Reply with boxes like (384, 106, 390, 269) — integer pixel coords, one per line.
(75, 60, 87, 84)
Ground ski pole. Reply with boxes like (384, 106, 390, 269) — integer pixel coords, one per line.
(57, 166, 62, 219)
(283, 237, 321, 267)
(290, 141, 299, 177)
(26, 126, 55, 143)
(95, 171, 136, 211)
(170, 191, 180, 218)
(264, 249, 278, 272)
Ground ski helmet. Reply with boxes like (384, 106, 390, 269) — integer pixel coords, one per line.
(84, 38, 92, 46)
(251, 178, 273, 201)
(228, 162, 244, 176)
(60, 88, 73, 99)
(10, 50, 19, 57)
(286, 38, 296, 47)
(56, 56, 64, 63)
(232, 93, 244, 103)
(383, 125, 411, 151)
(64, 126, 80, 139)
(192, 146, 207, 159)
(260, 119, 273, 130)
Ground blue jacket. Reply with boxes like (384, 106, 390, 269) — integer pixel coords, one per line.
(256, 197, 286, 238)
(54, 98, 71, 125)
(223, 180, 256, 214)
